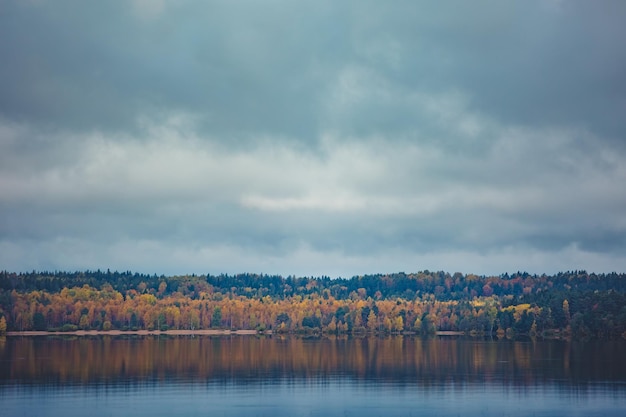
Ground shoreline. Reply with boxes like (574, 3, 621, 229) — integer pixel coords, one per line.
(5, 329, 465, 337)
(5, 329, 262, 337)
(435, 331, 465, 336)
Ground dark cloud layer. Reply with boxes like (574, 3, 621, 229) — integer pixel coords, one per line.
(1, 1, 625, 276)
(3, 1, 625, 140)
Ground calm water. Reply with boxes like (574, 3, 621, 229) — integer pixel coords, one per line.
(1, 336, 625, 416)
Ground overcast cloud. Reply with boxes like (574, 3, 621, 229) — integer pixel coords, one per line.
(1, 0, 626, 277)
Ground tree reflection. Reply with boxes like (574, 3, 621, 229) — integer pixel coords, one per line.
(1, 336, 625, 388)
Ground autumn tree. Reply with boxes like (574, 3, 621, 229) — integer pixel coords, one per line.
(3, 270, 626, 338)
(79, 314, 90, 330)
(562, 299, 570, 325)
(326, 316, 337, 333)
(393, 316, 404, 333)
(367, 310, 377, 333)
(413, 317, 421, 332)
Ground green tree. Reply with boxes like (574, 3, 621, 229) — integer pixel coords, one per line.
(302, 315, 321, 329)
(571, 312, 590, 338)
(33, 311, 47, 331)
(421, 314, 436, 335)
(212, 307, 222, 328)
(484, 300, 498, 335)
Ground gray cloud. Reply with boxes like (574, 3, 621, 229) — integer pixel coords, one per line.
(4, 1, 625, 141)
(1, 1, 625, 276)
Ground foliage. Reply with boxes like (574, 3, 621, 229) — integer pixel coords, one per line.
(0, 269, 625, 338)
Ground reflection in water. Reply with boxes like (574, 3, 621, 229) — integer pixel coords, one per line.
(1, 336, 625, 388)
(1, 336, 626, 417)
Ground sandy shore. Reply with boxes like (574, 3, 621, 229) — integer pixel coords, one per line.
(6, 329, 263, 337)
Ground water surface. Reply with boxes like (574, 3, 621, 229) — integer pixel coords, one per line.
(1, 336, 625, 416)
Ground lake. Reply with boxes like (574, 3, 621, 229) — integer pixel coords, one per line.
(1, 335, 625, 416)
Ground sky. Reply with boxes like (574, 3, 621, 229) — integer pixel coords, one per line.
(1, 0, 626, 278)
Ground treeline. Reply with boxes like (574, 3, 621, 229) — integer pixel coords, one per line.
(3, 269, 626, 299)
(1, 270, 626, 338)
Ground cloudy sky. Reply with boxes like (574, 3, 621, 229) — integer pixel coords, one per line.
(1, 1, 626, 277)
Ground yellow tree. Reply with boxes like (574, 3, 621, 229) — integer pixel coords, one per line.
(353, 309, 363, 329)
(413, 317, 422, 332)
(367, 310, 378, 333)
(393, 316, 404, 333)
(189, 308, 200, 330)
(326, 316, 337, 333)
(562, 299, 570, 325)
(79, 314, 90, 329)
(383, 317, 393, 333)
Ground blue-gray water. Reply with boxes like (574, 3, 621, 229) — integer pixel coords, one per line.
(1, 336, 625, 416)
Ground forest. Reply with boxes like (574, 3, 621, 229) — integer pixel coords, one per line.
(1, 270, 626, 338)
